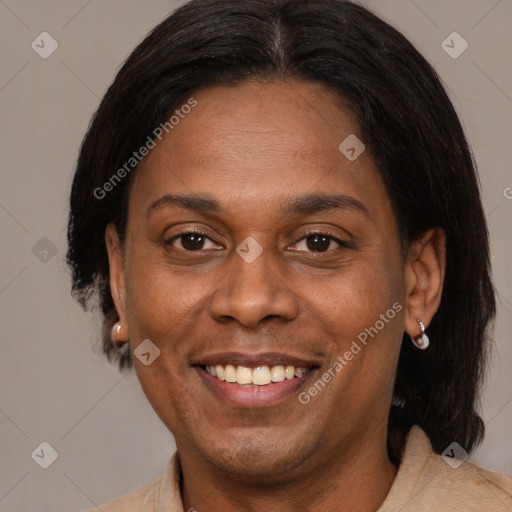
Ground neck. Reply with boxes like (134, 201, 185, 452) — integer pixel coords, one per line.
(178, 428, 398, 512)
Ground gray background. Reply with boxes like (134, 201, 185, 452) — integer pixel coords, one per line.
(0, 1, 511, 511)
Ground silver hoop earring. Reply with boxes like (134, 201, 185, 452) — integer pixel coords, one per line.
(412, 320, 429, 350)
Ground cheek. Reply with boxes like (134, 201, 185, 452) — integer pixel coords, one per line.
(122, 258, 192, 353)
(312, 257, 402, 336)
(122, 255, 203, 427)
(312, 254, 404, 396)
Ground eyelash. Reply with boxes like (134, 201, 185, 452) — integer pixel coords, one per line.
(289, 230, 351, 252)
(165, 229, 221, 251)
(165, 228, 351, 253)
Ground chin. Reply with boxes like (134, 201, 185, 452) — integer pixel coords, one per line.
(195, 427, 318, 479)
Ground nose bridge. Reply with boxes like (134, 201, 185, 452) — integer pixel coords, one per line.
(232, 247, 278, 302)
(210, 240, 299, 327)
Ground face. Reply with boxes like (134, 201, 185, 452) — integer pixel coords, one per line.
(108, 79, 410, 480)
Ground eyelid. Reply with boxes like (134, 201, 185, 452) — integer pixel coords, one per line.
(289, 229, 352, 251)
(165, 228, 223, 249)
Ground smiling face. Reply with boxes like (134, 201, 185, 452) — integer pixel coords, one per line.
(107, 79, 411, 480)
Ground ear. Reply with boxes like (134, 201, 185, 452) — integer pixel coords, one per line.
(105, 223, 129, 342)
(403, 228, 446, 338)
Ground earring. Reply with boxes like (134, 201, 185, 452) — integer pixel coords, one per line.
(412, 320, 429, 350)
(111, 322, 128, 347)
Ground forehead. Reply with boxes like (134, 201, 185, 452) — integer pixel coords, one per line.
(130, 79, 388, 218)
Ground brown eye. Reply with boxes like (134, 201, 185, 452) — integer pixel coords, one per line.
(289, 233, 347, 253)
(180, 233, 206, 251)
(166, 231, 222, 251)
(305, 235, 331, 252)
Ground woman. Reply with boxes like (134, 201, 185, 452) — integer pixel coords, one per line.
(67, 0, 512, 510)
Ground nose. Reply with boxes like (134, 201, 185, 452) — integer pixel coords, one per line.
(209, 245, 300, 329)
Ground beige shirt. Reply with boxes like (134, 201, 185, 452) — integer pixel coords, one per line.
(90, 426, 512, 511)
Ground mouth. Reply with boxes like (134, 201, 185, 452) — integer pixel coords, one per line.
(203, 363, 311, 385)
(193, 354, 320, 407)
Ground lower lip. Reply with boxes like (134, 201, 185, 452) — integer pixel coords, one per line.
(195, 367, 318, 407)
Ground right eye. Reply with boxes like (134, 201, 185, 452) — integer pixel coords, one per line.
(165, 231, 223, 251)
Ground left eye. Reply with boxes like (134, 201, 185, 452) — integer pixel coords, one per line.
(167, 232, 221, 251)
(289, 234, 345, 253)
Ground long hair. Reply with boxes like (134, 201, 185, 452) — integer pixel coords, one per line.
(67, 0, 495, 464)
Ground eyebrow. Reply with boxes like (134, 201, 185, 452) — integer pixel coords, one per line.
(287, 193, 369, 216)
(146, 193, 369, 217)
(147, 194, 220, 216)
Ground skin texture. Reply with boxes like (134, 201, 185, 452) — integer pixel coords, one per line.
(106, 79, 446, 512)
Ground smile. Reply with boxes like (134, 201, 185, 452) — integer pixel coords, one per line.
(204, 364, 311, 386)
(196, 362, 319, 407)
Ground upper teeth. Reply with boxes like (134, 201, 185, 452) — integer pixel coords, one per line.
(205, 364, 309, 386)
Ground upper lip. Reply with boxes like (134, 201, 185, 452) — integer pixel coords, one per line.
(191, 352, 321, 368)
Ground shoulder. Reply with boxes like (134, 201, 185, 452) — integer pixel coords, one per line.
(380, 426, 512, 511)
(426, 452, 512, 510)
(85, 475, 162, 511)
(85, 451, 182, 512)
